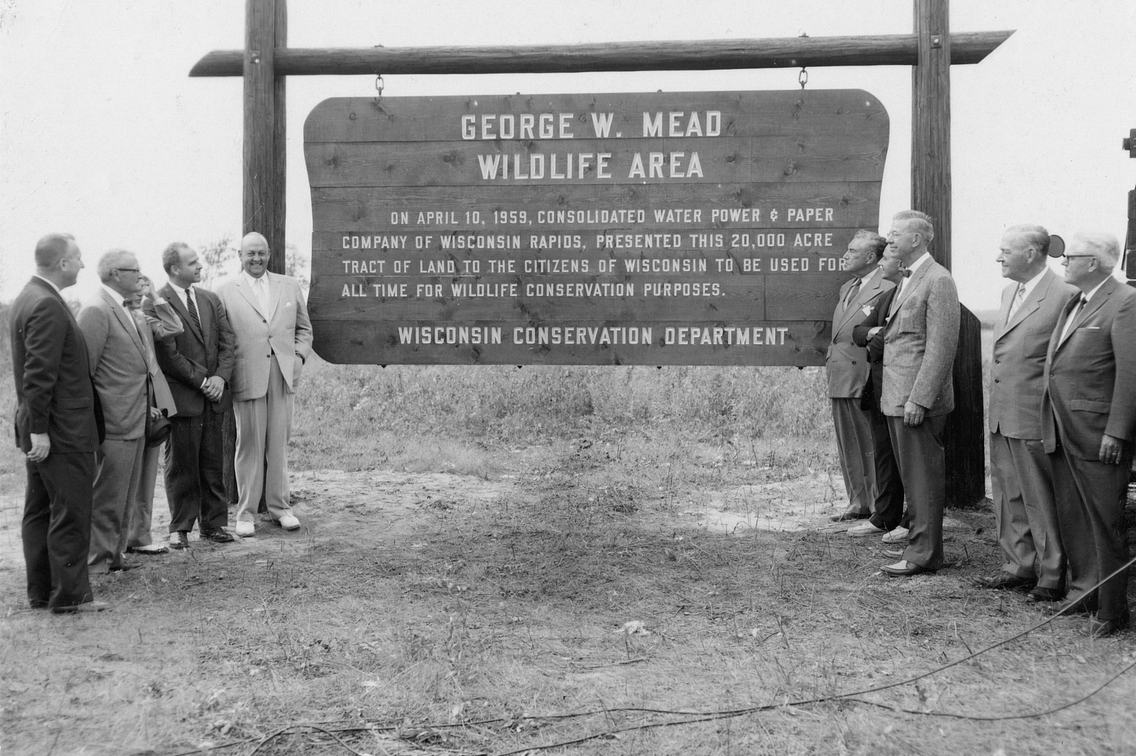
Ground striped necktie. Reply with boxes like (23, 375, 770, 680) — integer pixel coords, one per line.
(185, 287, 202, 332)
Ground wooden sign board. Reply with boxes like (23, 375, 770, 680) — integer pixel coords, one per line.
(303, 90, 889, 365)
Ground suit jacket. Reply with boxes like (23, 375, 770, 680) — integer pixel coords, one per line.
(989, 269, 1078, 440)
(881, 257, 960, 417)
(826, 268, 894, 399)
(853, 285, 896, 411)
(214, 271, 313, 402)
(10, 277, 101, 454)
(1041, 277, 1136, 459)
(147, 284, 234, 417)
(135, 300, 182, 417)
(78, 287, 150, 440)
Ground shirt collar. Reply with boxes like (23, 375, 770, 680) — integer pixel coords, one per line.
(1015, 267, 1048, 303)
(33, 274, 62, 295)
(906, 251, 932, 275)
(242, 270, 268, 288)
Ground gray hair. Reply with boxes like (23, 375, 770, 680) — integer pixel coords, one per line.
(1071, 232, 1120, 273)
(852, 229, 888, 262)
(1006, 224, 1050, 258)
(893, 210, 935, 243)
(97, 249, 137, 283)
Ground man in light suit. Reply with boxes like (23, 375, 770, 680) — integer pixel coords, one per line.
(123, 275, 182, 556)
(878, 210, 959, 577)
(150, 243, 236, 549)
(1041, 232, 1136, 636)
(78, 249, 149, 575)
(11, 234, 108, 613)
(976, 226, 1076, 601)
(826, 230, 894, 523)
(215, 232, 312, 537)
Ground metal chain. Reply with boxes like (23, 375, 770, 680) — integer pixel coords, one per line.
(374, 74, 385, 99)
(798, 67, 808, 90)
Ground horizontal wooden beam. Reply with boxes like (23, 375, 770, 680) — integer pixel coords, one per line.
(190, 30, 1013, 77)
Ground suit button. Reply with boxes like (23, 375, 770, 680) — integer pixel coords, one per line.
(994, 379, 1000, 383)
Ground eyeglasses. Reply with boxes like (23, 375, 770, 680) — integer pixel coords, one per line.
(1061, 254, 1095, 260)
(115, 267, 141, 274)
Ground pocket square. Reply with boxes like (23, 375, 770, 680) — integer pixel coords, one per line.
(861, 304, 874, 316)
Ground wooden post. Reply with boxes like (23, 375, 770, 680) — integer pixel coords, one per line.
(912, 0, 984, 507)
(243, 0, 286, 274)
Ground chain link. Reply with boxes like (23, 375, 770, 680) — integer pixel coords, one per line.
(798, 67, 808, 90)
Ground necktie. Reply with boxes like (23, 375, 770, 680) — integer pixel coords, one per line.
(844, 278, 861, 307)
(185, 287, 202, 332)
(1059, 294, 1088, 342)
(122, 301, 139, 333)
(1006, 284, 1025, 324)
(254, 277, 269, 313)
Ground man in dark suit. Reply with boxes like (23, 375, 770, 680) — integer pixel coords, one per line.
(826, 230, 893, 522)
(148, 242, 236, 549)
(1041, 232, 1136, 636)
(878, 211, 959, 577)
(10, 233, 108, 613)
(976, 225, 1076, 601)
(78, 250, 149, 575)
(849, 246, 907, 541)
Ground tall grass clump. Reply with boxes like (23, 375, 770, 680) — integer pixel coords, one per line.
(295, 358, 830, 455)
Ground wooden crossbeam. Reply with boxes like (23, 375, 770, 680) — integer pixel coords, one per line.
(190, 31, 1012, 77)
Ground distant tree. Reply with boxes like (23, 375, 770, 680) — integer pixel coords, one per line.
(196, 235, 308, 293)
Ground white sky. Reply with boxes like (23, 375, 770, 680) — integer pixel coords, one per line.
(2, 0, 1134, 312)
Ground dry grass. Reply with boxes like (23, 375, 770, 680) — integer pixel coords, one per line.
(1, 356, 1135, 756)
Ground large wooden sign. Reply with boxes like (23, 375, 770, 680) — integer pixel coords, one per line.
(304, 90, 889, 365)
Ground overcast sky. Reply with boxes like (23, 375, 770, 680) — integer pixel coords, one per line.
(2, 0, 1134, 312)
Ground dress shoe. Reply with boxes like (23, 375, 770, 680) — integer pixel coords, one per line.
(235, 521, 256, 537)
(847, 522, 886, 537)
(169, 531, 190, 550)
(1027, 586, 1064, 603)
(880, 560, 934, 577)
(109, 563, 140, 573)
(881, 548, 905, 559)
(276, 514, 301, 531)
(974, 574, 1035, 591)
(51, 601, 111, 615)
(201, 528, 235, 543)
(127, 543, 169, 555)
(882, 526, 910, 544)
(830, 508, 870, 522)
(1088, 616, 1125, 638)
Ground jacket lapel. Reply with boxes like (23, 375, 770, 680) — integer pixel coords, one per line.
(102, 288, 147, 362)
(163, 283, 205, 346)
(264, 272, 280, 321)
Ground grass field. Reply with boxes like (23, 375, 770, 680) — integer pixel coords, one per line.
(2, 353, 1135, 756)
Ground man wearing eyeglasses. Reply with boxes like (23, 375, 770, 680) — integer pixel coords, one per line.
(77, 250, 150, 575)
(1041, 232, 1136, 637)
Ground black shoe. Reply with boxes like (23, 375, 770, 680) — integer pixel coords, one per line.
(169, 531, 190, 550)
(201, 528, 235, 544)
(974, 574, 1035, 591)
(51, 601, 111, 615)
(1027, 586, 1064, 603)
(830, 508, 870, 522)
(109, 563, 140, 573)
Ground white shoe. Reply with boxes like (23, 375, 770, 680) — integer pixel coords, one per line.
(847, 522, 886, 537)
(234, 521, 255, 537)
(882, 526, 910, 544)
(277, 515, 300, 531)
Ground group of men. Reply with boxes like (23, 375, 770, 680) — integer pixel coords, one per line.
(827, 210, 1136, 637)
(11, 232, 312, 614)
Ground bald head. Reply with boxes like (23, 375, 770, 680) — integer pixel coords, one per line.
(239, 232, 270, 278)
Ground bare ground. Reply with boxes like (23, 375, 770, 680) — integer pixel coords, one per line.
(2, 438, 1135, 756)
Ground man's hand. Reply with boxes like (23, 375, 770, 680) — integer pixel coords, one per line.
(1099, 434, 1125, 465)
(149, 406, 163, 420)
(28, 433, 51, 463)
(903, 401, 926, 427)
(202, 375, 225, 402)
